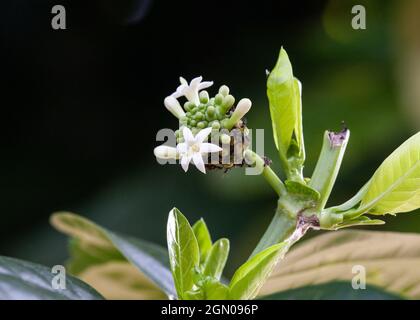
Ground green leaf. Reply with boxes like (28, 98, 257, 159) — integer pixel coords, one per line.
(0, 256, 103, 300)
(202, 238, 229, 280)
(260, 281, 402, 300)
(267, 48, 304, 176)
(229, 243, 286, 300)
(202, 279, 230, 300)
(324, 215, 385, 230)
(360, 132, 420, 215)
(184, 279, 229, 300)
(51, 212, 174, 298)
(192, 219, 213, 264)
(106, 230, 175, 298)
(167, 208, 200, 299)
(261, 230, 420, 299)
(285, 180, 320, 201)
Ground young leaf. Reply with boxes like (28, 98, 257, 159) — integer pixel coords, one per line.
(184, 279, 229, 300)
(167, 208, 200, 299)
(51, 212, 175, 298)
(229, 242, 286, 300)
(202, 238, 230, 280)
(261, 230, 420, 299)
(202, 279, 230, 300)
(267, 48, 303, 177)
(359, 132, 420, 215)
(0, 256, 103, 300)
(192, 218, 212, 264)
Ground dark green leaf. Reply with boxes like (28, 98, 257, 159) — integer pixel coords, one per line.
(260, 281, 403, 300)
(51, 212, 175, 298)
(0, 256, 103, 300)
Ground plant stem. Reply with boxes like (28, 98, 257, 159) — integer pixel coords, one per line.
(309, 128, 350, 212)
(250, 202, 297, 258)
(244, 150, 286, 196)
(263, 165, 286, 197)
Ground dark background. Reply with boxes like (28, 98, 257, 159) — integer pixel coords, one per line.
(0, 0, 419, 274)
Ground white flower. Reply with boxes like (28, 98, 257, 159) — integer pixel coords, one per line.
(177, 127, 222, 174)
(154, 145, 178, 160)
(164, 96, 185, 119)
(230, 98, 252, 122)
(225, 98, 252, 129)
(171, 76, 213, 106)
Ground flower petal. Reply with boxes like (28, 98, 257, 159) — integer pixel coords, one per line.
(179, 77, 188, 85)
(154, 145, 178, 159)
(192, 153, 206, 174)
(198, 81, 213, 91)
(164, 96, 185, 118)
(176, 142, 188, 154)
(190, 76, 203, 88)
(180, 155, 191, 172)
(195, 127, 212, 143)
(200, 143, 222, 153)
(182, 127, 195, 143)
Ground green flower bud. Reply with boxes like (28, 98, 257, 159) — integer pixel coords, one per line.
(194, 111, 204, 121)
(211, 121, 221, 130)
(214, 94, 224, 105)
(206, 107, 216, 121)
(220, 118, 229, 128)
(218, 85, 230, 96)
(221, 95, 235, 113)
(184, 101, 195, 112)
(186, 112, 191, 117)
(191, 107, 198, 115)
(190, 120, 197, 127)
(180, 116, 188, 125)
(199, 91, 209, 104)
(197, 121, 207, 129)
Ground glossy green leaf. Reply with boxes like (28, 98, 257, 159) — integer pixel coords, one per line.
(261, 230, 420, 299)
(360, 132, 420, 215)
(167, 208, 200, 299)
(202, 279, 230, 300)
(267, 48, 303, 174)
(325, 215, 385, 230)
(260, 281, 402, 300)
(202, 238, 229, 280)
(0, 256, 103, 300)
(184, 278, 229, 300)
(229, 243, 286, 300)
(192, 219, 212, 264)
(51, 212, 174, 298)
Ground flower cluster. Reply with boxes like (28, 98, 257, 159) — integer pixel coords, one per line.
(154, 76, 252, 173)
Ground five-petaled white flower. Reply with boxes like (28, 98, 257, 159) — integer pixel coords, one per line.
(177, 127, 222, 174)
(171, 76, 213, 106)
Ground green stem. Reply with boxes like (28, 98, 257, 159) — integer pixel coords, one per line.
(309, 128, 350, 212)
(250, 201, 297, 257)
(263, 166, 285, 197)
(244, 150, 286, 196)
